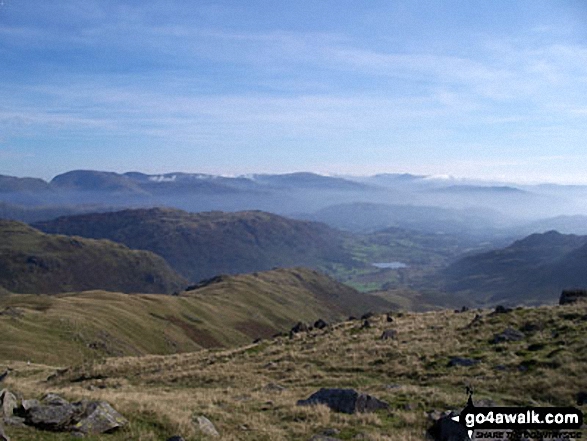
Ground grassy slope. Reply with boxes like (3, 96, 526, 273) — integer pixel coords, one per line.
(0, 268, 392, 365)
(0, 220, 186, 294)
(2, 302, 585, 440)
(34, 208, 357, 283)
(442, 231, 587, 305)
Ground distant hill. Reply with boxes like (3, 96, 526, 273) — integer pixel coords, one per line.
(0, 220, 186, 294)
(34, 208, 357, 282)
(442, 230, 587, 304)
(0, 267, 392, 364)
(0, 175, 51, 193)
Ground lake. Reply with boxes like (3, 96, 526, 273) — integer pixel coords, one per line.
(372, 261, 408, 269)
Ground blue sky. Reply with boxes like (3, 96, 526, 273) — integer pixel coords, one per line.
(1, 1, 587, 183)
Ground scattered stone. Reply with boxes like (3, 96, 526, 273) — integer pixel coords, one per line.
(314, 319, 329, 329)
(491, 328, 525, 344)
(309, 435, 341, 441)
(447, 357, 480, 367)
(348, 316, 357, 321)
(380, 329, 397, 340)
(252, 338, 262, 344)
(322, 428, 340, 436)
(167, 437, 185, 441)
(297, 388, 388, 414)
(290, 322, 310, 334)
(0, 389, 17, 418)
(361, 320, 371, 329)
(194, 415, 219, 437)
(263, 383, 286, 393)
(492, 305, 513, 314)
(360, 312, 374, 320)
(577, 391, 587, 406)
(428, 412, 470, 441)
(559, 289, 587, 305)
(386, 313, 393, 322)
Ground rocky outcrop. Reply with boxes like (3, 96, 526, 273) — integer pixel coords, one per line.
(5, 391, 126, 435)
(560, 289, 587, 305)
(297, 388, 388, 414)
(428, 412, 470, 441)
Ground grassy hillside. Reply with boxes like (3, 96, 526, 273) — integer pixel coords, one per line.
(0, 220, 186, 294)
(0, 267, 392, 365)
(2, 301, 585, 440)
(442, 230, 587, 305)
(34, 208, 357, 282)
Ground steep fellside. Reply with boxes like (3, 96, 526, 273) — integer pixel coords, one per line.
(0, 220, 186, 294)
(34, 208, 356, 282)
(442, 230, 587, 305)
(0, 267, 392, 364)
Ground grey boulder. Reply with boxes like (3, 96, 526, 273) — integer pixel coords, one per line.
(297, 388, 388, 414)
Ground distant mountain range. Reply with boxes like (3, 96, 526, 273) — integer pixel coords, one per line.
(0, 169, 581, 223)
(0, 220, 186, 294)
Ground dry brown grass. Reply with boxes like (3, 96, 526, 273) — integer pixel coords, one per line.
(2, 303, 586, 440)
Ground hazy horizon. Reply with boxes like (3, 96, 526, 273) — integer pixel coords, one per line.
(2, 1, 587, 183)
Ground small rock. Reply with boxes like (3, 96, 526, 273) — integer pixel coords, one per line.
(491, 328, 525, 344)
(290, 322, 310, 334)
(577, 391, 587, 406)
(314, 319, 329, 329)
(447, 357, 480, 367)
(380, 329, 397, 340)
(360, 312, 374, 320)
(263, 383, 286, 393)
(361, 320, 371, 329)
(72, 400, 128, 435)
(297, 388, 388, 414)
(309, 436, 341, 441)
(167, 437, 185, 441)
(386, 313, 393, 322)
(194, 415, 219, 437)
